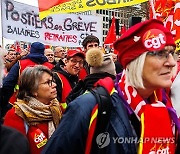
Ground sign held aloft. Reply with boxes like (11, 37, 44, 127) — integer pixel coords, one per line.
(2, 0, 103, 47)
(39, 0, 148, 20)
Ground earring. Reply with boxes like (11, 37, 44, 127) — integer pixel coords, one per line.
(33, 93, 38, 98)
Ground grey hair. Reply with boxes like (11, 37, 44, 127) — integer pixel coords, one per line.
(125, 52, 148, 89)
(17, 65, 53, 102)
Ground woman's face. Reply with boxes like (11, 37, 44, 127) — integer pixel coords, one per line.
(35, 72, 57, 104)
(143, 46, 176, 90)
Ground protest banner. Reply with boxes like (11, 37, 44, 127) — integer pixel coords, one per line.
(2, 0, 103, 47)
(38, 0, 148, 20)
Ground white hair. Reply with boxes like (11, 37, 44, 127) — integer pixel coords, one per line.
(125, 52, 147, 89)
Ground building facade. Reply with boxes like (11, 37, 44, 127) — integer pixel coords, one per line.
(73, 2, 149, 43)
(95, 2, 149, 42)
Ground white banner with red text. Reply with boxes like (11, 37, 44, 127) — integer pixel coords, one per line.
(2, 0, 103, 47)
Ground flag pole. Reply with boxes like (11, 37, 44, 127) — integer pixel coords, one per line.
(149, 0, 157, 19)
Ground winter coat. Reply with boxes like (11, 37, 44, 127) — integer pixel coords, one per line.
(4, 108, 49, 154)
(42, 91, 137, 154)
(0, 124, 30, 154)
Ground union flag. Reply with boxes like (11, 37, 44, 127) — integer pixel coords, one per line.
(38, 0, 71, 12)
(149, 0, 174, 22)
(104, 16, 116, 45)
(104, 16, 117, 54)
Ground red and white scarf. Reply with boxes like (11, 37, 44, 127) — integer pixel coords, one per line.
(119, 71, 164, 119)
(118, 71, 176, 153)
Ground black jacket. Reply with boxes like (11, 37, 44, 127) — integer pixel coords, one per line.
(0, 125, 30, 154)
(42, 91, 137, 154)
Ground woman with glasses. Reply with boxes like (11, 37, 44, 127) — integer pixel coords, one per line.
(112, 20, 180, 153)
(42, 19, 180, 154)
(3, 65, 63, 154)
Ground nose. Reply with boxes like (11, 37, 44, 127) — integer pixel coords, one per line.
(52, 81, 56, 88)
(165, 54, 176, 67)
(75, 62, 81, 67)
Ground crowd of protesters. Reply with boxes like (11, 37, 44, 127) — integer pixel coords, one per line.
(0, 18, 180, 154)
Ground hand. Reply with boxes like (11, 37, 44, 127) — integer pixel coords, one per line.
(20, 48, 29, 57)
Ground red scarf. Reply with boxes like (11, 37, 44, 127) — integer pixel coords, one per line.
(119, 72, 175, 153)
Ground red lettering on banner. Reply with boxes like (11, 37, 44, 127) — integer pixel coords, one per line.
(44, 32, 77, 43)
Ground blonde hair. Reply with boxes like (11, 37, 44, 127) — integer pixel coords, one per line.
(125, 52, 147, 89)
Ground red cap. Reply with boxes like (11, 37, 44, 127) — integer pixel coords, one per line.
(67, 49, 85, 59)
(113, 19, 175, 68)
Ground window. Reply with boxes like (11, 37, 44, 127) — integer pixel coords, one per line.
(103, 16, 105, 21)
(106, 17, 108, 22)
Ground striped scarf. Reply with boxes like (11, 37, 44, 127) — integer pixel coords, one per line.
(118, 72, 176, 153)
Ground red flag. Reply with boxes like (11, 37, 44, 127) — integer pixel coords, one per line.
(149, 0, 166, 20)
(104, 16, 116, 45)
(38, 0, 71, 12)
(172, 1, 180, 41)
(10, 44, 15, 50)
(149, 0, 174, 22)
(161, 0, 174, 20)
(15, 41, 21, 53)
(120, 25, 126, 36)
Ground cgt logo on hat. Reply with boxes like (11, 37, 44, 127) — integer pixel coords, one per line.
(113, 19, 175, 68)
(143, 29, 167, 51)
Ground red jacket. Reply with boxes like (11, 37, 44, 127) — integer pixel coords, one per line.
(79, 67, 88, 80)
(9, 59, 53, 104)
(4, 108, 49, 154)
(56, 73, 72, 103)
(19, 59, 53, 74)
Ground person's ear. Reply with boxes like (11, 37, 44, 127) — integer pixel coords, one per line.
(33, 92, 38, 98)
(64, 58, 68, 65)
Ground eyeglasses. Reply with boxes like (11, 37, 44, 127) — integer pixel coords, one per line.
(40, 79, 55, 87)
(87, 43, 99, 48)
(46, 54, 54, 57)
(176, 52, 180, 56)
(70, 59, 84, 65)
(9, 53, 17, 56)
(147, 49, 178, 61)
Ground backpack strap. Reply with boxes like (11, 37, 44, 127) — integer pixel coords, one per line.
(91, 86, 112, 135)
(85, 86, 112, 154)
